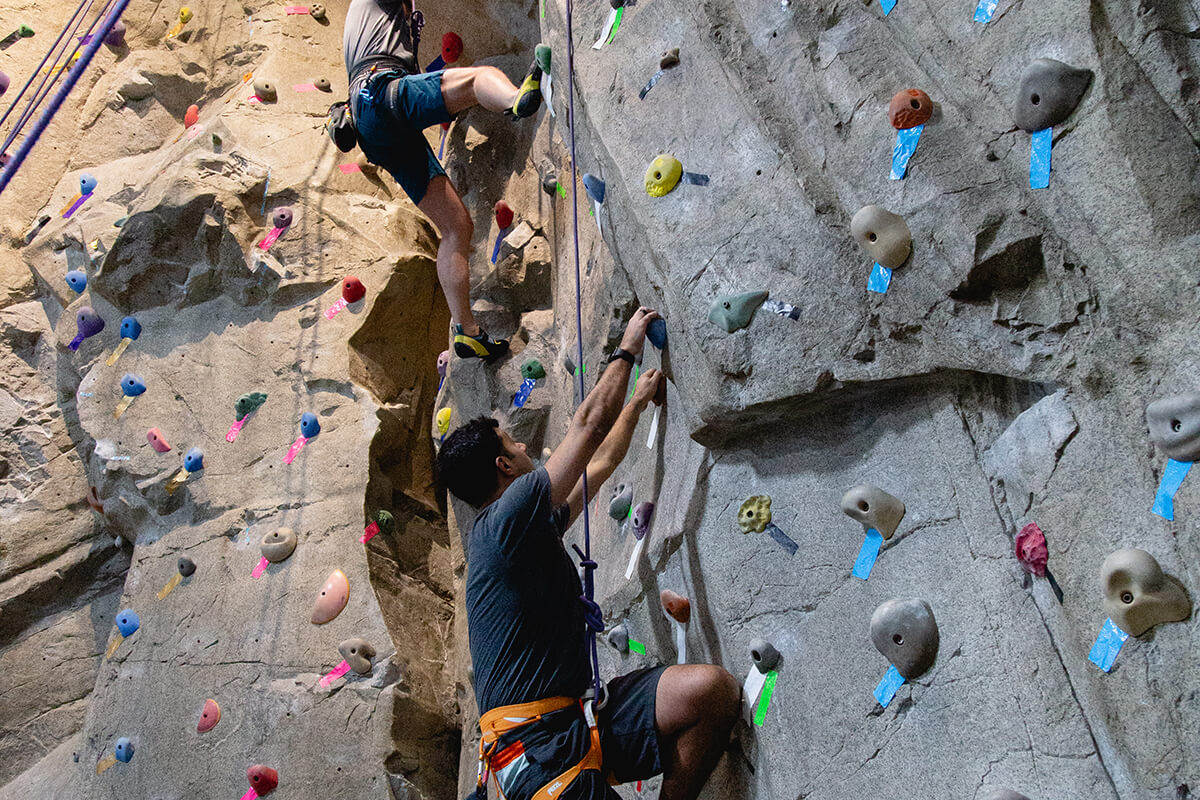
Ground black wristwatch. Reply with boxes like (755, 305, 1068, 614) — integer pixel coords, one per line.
(607, 347, 636, 366)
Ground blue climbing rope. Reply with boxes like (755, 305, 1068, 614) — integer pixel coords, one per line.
(0, 0, 129, 196)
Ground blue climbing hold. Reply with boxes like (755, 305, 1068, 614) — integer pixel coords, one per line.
(120, 374, 147, 397)
(79, 173, 98, 195)
(300, 412, 321, 438)
(114, 737, 134, 763)
(647, 318, 667, 349)
(184, 447, 204, 472)
(582, 173, 606, 204)
(119, 316, 142, 340)
(115, 609, 140, 637)
(65, 270, 87, 293)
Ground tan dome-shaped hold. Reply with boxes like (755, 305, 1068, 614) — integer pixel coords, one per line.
(260, 527, 297, 563)
(314, 77, 332, 92)
(253, 80, 277, 102)
(309, 3, 326, 20)
(1100, 548, 1191, 636)
(840, 485, 906, 540)
(337, 638, 376, 674)
(887, 88, 932, 130)
(850, 205, 911, 269)
(660, 589, 691, 624)
(311, 569, 349, 624)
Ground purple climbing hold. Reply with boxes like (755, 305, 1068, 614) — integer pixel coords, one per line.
(272, 207, 294, 228)
(632, 501, 655, 540)
(103, 20, 126, 47)
(68, 307, 105, 351)
(0, 71, 9, 98)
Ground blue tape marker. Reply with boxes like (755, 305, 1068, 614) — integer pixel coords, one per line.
(426, 54, 445, 73)
(1030, 128, 1052, 189)
(1151, 458, 1192, 520)
(889, 124, 923, 180)
(260, 169, 270, 215)
(973, 0, 998, 22)
(873, 664, 906, 707)
(439, 127, 447, 160)
(513, 377, 536, 408)
(852, 528, 884, 580)
(879, 0, 897, 14)
(1087, 617, 1129, 672)
(867, 264, 893, 294)
(764, 523, 799, 557)
(491, 228, 508, 264)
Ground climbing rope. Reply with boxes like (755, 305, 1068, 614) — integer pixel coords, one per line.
(0, 0, 129, 196)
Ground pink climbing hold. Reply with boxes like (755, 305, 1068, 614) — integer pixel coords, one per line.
(441, 32, 463, 63)
(1015, 522, 1049, 577)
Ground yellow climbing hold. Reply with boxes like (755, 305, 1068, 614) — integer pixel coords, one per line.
(179, 7, 193, 22)
(644, 154, 683, 197)
(436, 408, 452, 437)
(738, 495, 772, 534)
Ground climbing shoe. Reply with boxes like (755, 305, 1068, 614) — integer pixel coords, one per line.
(510, 53, 545, 118)
(454, 325, 510, 362)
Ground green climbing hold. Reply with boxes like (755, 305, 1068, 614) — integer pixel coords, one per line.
(521, 359, 546, 380)
(235, 392, 268, 421)
(19, 25, 34, 37)
(708, 291, 768, 333)
(535, 44, 551, 73)
(375, 510, 395, 535)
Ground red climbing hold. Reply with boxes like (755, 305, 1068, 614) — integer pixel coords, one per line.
(246, 765, 278, 795)
(1015, 523, 1049, 577)
(341, 276, 366, 303)
(441, 32, 463, 63)
(184, 104, 199, 128)
(494, 201, 513, 230)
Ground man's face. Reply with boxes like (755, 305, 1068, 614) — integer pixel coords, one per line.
(497, 429, 535, 477)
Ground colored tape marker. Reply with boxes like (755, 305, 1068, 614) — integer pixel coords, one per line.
(258, 226, 286, 250)
(762, 299, 802, 320)
(165, 467, 191, 495)
(105, 631, 125, 659)
(889, 124, 923, 180)
(226, 415, 250, 442)
(880, 0, 897, 14)
(156, 571, 183, 600)
(319, 659, 352, 687)
(360, 521, 380, 544)
(541, 70, 555, 118)
(680, 171, 709, 186)
(753, 670, 778, 726)
(592, 7, 622, 49)
(764, 523, 799, 556)
(974, 0, 998, 22)
(106, 337, 134, 366)
(251, 556, 268, 579)
(113, 395, 136, 419)
(283, 436, 310, 464)
(491, 226, 510, 264)
(513, 377, 536, 408)
(867, 263, 893, 294)
(874, 664, 906, 707)
(629, 638, 646, 655)
(95, 752, 118, 774)
(1030, 128, 1051, 189)
(1087, 617, 1128, 672)
(1151, 458, 1191, 520)
(285, 5, 309, 13)
(639, 69, 666, 100)
(324, 297, 349, 319)
(646, 405, 661, 449)
(438, 125, 448, 159)
(625, 537, 646, 580)
(338, 163, 361, 174)
(293, 82, 317, 92)
(425, 54, 445, 72)
(62, 192, 93, 219)
(852, 528, 884, 580)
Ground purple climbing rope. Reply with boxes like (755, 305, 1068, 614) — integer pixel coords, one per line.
(0, 0, 129, 196)
(0, 0, 94, 140)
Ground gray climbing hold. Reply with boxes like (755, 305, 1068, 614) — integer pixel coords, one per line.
(850, 206, 911, 269)
(1013, 58, 1093, 133)
(607, 624, 629, 653)
(177, 556, 196, 577)
(708, 291, 768, 333)
(608, 483, 633, 520)
(1100, 548, 1191, 637)
(541, 169, 558, 196)
(337, 637, 376, 674)
(260, 527, 297, 563)
(870, 598, 938, 680)
(1146, 392, 1200, 463)
(253, 79, 277, 103)
(749, 638, 780, 673)
(840, 485, 906, 540)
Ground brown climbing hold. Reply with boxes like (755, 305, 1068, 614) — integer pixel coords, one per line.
(660, 589, 691, 624)
(1100, 548, 1191, 637)
(309, 3, 326, 20)
(86, 486, 104, 514)
(887, 89, 932, 130)
(337, 638, 376, 674)
(870, 598, 938, 679)
(660, 48, 680, 70)
(260, 528, 297, 563)
(253, 80, 277, 103)
(311, 569, 349, 624)
(314, 77, 331, 92)
(246, 765, 278, 795)
(850, 205, 911, 269)
(840, 485, 906, 539)
(197, 698, 220, 732)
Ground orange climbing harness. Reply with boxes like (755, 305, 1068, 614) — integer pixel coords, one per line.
(473, 695, 602, 800)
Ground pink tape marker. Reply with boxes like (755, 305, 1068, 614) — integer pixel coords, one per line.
(240, 789, 259, 800)
(248, 95, 262, 104)
(323, 298, 348, 320)
(226, 417, 249, 442)
(293, 83, 317, 93)
(360, 521, 380, 544)
(282, 436, 309, 464)
(258, 227, 285, 250)
(338, 163, 361, 174)
(319, 659, 351, 687)
(187, 125, 204, 140)
(285, 5, 309, 13)
(251, 556, 268, 579)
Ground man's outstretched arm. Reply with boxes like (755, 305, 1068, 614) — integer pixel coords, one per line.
(543, 307, 658, 508)
(564, 369, 663, 525)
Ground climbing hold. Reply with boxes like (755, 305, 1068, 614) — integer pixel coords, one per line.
(253, 79, 277, 102)
(608, 483, 633, 520)
(1013, 58, 1093, 133)
(840, 485, 906, 539)
(607, 624, 629, 653)
(632, 501, 655, 539)
(979, 791, 1031, 800)
(115, 609, 140, 637)
(119, 316, 142, 340)
(261, 527, 297, 562)
(436, 407, 451, 437)
(113, 738, 134, 763)
(338, 637, 376, 674)
(749, 638, 780, 673)
(442, 31, 463, 63)
(708, 291, 768, 333)
(521, 359, 545, 380)
(582, 173, 605, 204)
(887, 88, 932, 130)
(272, 207, 293, 228)
(850, 206, 911, 269)
(494, 201, 514, 230)
(610, 0, 624, 7)
(147, 428, 172, 452)
(184, 104, 199, 128)
(309, 3, 326, 20)
(246, 765, 279, 796)
(235, 392, 268, 421)
(1015, 523, 1049, 576)
(1100, 548, 1190, 637)
(65, 270, 87, 293)
(177, 556, 196, 576)
(341, 276, 366, 303)
(1146, 393, 1200, 462)
(738, 495, 772, 534)
(69, 307, 105, 351)
(86, 486, 104, 514)
(103, 20, 126, 46)
(646, 318, 667, 349)
(197, 698, 221, 732)
(644, 154, 683, 197)
(311, 569, 349, 624)
(79, 173, 98, 195)
(541, 169, 558, 196)
(436, 350, 450, 378)
(660, 48, 680, 70)
(178, 7, 194, 23)
(660, 590, 691, 624)
(120, 374, 147, 397)
(0, 71, 9, 97)
(300, 412, 321, 439)
(870, 598, 938, 679)
(314, 77, 332, 92)
(184, 447, 204, 472)
(374, 510, 395, 535)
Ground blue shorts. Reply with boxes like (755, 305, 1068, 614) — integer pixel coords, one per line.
(352, 69, 453, 204)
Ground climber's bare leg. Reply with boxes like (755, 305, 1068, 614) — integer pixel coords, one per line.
(655, 665, 740, 800)
(440, 66, 519, 115)
(417, 175, 478, 335)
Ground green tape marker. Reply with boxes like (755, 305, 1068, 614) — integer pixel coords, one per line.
(753, 670, 777, 726)
(556, 181, 567, 198)
(627, 364, 639, 398)
(629, 639, 646, 655)
(606, 7, 623, 44)
(540, 0, 544, 19)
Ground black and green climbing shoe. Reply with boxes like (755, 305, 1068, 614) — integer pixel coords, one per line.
(454, 325, 510, 362)
(510, 54, 545, 118)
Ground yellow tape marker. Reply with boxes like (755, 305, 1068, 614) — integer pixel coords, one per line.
(95, 753, 117, 775)
(113, 395, 136, 419)
(156, 571, 183, 600)
(104, 632, 124, 659)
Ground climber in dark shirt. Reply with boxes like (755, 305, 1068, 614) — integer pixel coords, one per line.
(437, 308, 740, 800)
(343, 0, 545, 363)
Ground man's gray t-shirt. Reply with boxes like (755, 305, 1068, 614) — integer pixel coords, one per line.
(466, 468, 591, 714)
(343, 0, 418, 78)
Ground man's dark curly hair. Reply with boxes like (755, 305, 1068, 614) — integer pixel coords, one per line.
(436, 416, 504, 508)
